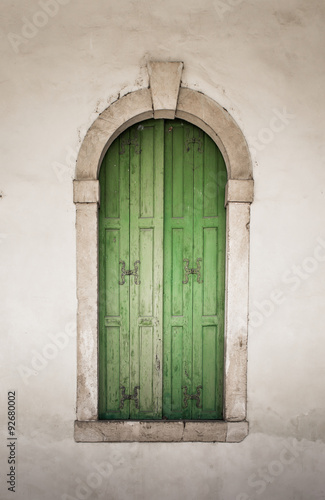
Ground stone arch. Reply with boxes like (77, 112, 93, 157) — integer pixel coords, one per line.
(75, 65, 252, 182)
(73, 62, 253, 442)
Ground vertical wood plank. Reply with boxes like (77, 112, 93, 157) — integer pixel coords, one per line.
(203, 228, 218, 317)
(129, 124, 141, 417)
(140, 125, 154, 218)
(99, 129, 130, 419)
(171, 327, 182, 414)
(130, 120, 163, 419)
(171, 228, 184, 316)
(139, 229, 154, 317)
(98, 155, 107, 418)
(202, 326, 217, 411)
(152, 119, 164, 419)
(163, 120, 193, 419)
(203, 137, 218, 218)
(192, 126, 204, 419)
(162, 122, 173, 417)
(215, 141, 227, 419)
(192, 127, 226, 419)
(106, 326, 120, 412)
(105, 140, 120, 219)
(139, 326, 154, 412)
(118, 134, 131, 419)
(172, 131, 184, 218)
(105, 230, 120, 316)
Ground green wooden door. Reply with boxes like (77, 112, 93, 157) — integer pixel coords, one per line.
(99, 120, 164, 419)
(99, 119, 226, 420)
(163, 120, 226, 419)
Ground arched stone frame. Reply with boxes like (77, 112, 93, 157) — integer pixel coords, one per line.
(73, 62, 254, 442)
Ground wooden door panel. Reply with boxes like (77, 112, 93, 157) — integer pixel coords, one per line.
(202, 326, 217, 411)
(203, 136, 220, 218)
(105, 326, 121, 413)
(192, 131, 226, 419)
(104, 139, 120, 218)
(171, 228, 184, 316)
(129, 120, 164, 419)
(99, 129, 130, 419)
(138, 228, 154, 317)
(139, 124, 155, 218)
(164, 121, 226, 420)
(203, 227, 218, 316)
(163, 121, 194, 419)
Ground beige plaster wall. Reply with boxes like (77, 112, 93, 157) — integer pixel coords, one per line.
(1, 0, 325, 498)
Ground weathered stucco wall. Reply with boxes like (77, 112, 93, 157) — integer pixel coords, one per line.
(1, 0, 325, 498)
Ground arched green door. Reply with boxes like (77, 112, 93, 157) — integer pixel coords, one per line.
(98, 119, 226, 420)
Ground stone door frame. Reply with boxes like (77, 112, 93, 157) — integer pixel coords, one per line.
(73, 62, 254, 442)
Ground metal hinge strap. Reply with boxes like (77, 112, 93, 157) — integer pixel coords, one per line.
(119, 135, 141, 155)
(119, 260, 141, 285)
(182, 385, 203, 408)
(182, 258, 203, 284)
(185, 137, 203, 153)
(119, 386, 140, 409)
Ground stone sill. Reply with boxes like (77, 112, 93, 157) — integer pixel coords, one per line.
(74, 420, 249, 443)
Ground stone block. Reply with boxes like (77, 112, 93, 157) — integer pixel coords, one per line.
(148, 61, 183, 119)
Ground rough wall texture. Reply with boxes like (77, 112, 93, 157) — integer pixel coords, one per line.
(1, 0, 325, 499)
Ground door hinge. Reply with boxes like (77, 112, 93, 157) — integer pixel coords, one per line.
(119, 385, 140, 409)
(119, 135, 142, 155)
(182, 385, 203, 408)
(185, 137, 203, 153)
(182, 258, 203, 284)
(119, 260, 141, 285)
